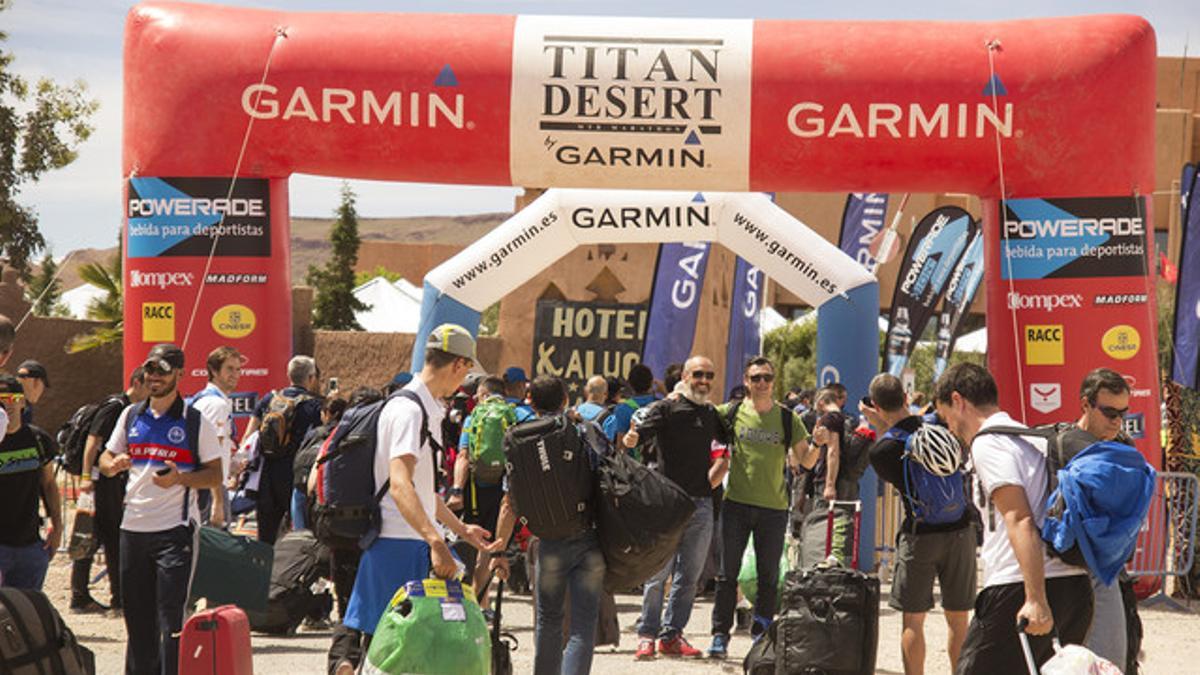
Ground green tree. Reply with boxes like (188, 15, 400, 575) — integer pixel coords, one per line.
(763, 317, 819, 396)
(354, 264, 403, 287)
(1, 24, 99, 278)
(25, 251, 68, 317)
(68, 248, 122, 352)
(307, 184, 368, 330)
(480, 302, 500, 336)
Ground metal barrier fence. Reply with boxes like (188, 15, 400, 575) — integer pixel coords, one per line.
(1127, 471, 1200, 609)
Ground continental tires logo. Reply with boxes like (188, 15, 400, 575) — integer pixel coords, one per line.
(1101, 325, 1140, 361)
(510, 16, 753, 189)
(1024, 324, 1064, 365)
(212, 304, 256, 339)
(142, 302, 175, 342)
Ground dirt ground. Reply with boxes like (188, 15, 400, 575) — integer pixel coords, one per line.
(41, 554, 1200, 675)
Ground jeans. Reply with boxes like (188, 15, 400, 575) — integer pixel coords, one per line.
(120, 525, 196, 675)
(638, 497, 714, 639)
(711, 499, 788, 636)
(290, 488, 308, 531)
(1085, 573, 1127, 671)
(0, 542, 50, 590)
(535, 530, 606, 675)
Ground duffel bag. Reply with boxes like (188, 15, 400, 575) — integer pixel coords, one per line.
(363, 579, 490, 675)
(775, 566, 880, 675)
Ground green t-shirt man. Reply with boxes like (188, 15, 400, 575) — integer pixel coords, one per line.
(717, 401, 808, 511)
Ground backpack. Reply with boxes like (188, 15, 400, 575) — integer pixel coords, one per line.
(310, 389, 439, 550)
(594, 398, 638, 427)
(293, 424, 333, 493)
(0, 588, 95, 675)
(247, 530, 330, 634)
(884, 424, 967, 530)
(503, 414, 595, 541)
(56, 395, 124, 476)
(465, 396, 517, 485)
(258, 390, 315, 459)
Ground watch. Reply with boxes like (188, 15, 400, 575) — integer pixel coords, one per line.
(448, 487, 464, 497)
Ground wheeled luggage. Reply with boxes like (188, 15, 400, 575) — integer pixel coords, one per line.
(178, 604, 253, 675)
(0, 588, 95, 675)
(190, 525, 273, 613)
(749, 501, 880, 675)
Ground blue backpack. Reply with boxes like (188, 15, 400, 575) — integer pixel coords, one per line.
(884, 423, 967, 530)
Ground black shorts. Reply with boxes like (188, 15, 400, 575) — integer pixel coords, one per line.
(955, 574, 1094, 675)
(890, 525, 977, 613)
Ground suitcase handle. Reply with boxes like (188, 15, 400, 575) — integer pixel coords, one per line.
(1016, 617, 1062, 675)
(823, 500, 863, 569)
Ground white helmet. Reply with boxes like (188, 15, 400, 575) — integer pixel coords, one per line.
(909, 424, 962, 477)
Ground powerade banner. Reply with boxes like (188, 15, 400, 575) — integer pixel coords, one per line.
(1000, 197, 1147, 280)
(1173, 166, 1200, 388)
(124, 177, 291, 416)
(837, 193, 888, 272)
(933, 231, 985, 379)
(885, 207, 976, 376)
(641, 242, 711, 382)
(127, 177, 271, 257)
(991, 196, 1157, 442)
(724, 258, 765, 397)
(532, 299, 648, 399)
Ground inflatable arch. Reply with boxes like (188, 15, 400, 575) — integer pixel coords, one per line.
(123, 4, 1160, 465)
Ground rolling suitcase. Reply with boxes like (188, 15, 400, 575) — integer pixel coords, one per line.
(178, 604, 253, 675)
(772, 501, 880, 675)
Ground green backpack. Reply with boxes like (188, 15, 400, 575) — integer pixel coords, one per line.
(466, 397, 518, 485)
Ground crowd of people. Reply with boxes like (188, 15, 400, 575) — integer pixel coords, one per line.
(0, 315, 1147, 675)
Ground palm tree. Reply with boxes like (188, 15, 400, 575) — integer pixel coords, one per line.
(68, 249, 122, 353)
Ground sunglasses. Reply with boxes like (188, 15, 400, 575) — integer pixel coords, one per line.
(142, 360, 175, 376)
(0, 393, 24, 401)
(691, 370, 716, 380)
(748, 373, 775, 384)
(1096, 405, 1129, 420)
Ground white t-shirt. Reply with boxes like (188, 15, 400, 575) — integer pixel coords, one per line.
(191, 384, 235, 478)
(106, 398, 222, 533)
(971, 411, 1088, 588)
(376, 379, 445, 541)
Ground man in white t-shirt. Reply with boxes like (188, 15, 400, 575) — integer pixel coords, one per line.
(333, 324, 491, 675)
(189, 345, 243, 527)
(100, 343, 223, 675)
(932, 363, 1092, 674)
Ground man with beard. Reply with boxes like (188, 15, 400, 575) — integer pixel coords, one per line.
(624, 355, 731, 660)
(101, 344, 224, 675)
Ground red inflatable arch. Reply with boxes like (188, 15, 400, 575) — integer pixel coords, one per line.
(123, 2, 1159, 462)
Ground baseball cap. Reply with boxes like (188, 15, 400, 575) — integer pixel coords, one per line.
(425, 323, 477, 362)
(0, 374, 23, 395)
(143, 343, 185, 373)
(16, 360, 49, 387)
(503, 366, 528, 384)
(391, 371, 414, 387)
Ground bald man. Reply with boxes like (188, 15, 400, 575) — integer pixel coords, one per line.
(574, 375, 609, 422)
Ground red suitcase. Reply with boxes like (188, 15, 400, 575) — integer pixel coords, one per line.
(179, 605, 254, 675)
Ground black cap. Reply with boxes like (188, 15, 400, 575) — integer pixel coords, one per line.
(16, 360, 49, 387)
(143, 343, 185, 372)
(0, 374, 23, 395)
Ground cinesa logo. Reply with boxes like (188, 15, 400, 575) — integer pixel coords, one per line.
(1007, 292, 1083, 311)
(211, 304, 256, 339)
(129, 271, 195, 290)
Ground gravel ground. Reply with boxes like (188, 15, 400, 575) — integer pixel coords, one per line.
(40, 555, 1200, 674)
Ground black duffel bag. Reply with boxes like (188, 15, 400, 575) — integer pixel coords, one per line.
(594, 448, 696, 592)
(774, 566, 881, 675)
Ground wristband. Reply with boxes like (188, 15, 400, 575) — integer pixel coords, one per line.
(90, 467, 101, 481)
(448, 487, 464, 497)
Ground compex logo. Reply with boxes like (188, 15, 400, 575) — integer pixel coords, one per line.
(1007, 292, 1083, 311)
(130, 271, 195, 289)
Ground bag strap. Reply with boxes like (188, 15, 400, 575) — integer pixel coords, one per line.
(781, 404, 793, 452)
(0, 590, 55, 675)
(391, 389, 443, 503)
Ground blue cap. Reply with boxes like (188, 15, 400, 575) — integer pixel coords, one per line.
(391, 372, 414, 387)
(503, 366, 528, 383)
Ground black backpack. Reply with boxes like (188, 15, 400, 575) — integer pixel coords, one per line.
(247, 530, 331, 635)
(594, 444, 697, 592)
(503, 414, 595, 540)
(56, 395, 124, 476)
(0, 588, 95, 674)
(258, 390, 315, 459)
(310, 389, 439, 549)
(293, 423, 334, 493)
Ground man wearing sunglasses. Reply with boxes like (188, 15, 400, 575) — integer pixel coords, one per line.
(707, 356, 814, 659)
(100, 343, 224, 675)
(623, 355, 731, 661)
(0, 375, 61, 591)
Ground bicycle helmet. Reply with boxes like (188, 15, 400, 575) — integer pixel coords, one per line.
(909, 424, 962, 476)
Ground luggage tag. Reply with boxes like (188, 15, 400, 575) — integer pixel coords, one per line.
(421, 576, 470, 622)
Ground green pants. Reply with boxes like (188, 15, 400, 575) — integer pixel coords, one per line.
(797, 501, 854, 569)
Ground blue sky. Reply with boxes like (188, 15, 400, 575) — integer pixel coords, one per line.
(5, 0, 1195, 259)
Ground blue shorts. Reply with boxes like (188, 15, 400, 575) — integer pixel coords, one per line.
(343, 538, 432, 634)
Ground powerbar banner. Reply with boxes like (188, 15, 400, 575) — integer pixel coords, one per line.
(838, 193, 888, 273)
(532, 299, 648, 398)
(885, 207, 976, 376)
(124, 177, 290, 417)
(994, 196, 1156, 450)
(1173, 166, 1200, 388)
(724, 257, 766, 397)
(642, 242, 711, 383)
(127, 177, 271, 258)
(933, 231, 985, 379)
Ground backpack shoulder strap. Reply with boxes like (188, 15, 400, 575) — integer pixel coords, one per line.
(392, 388, 442, 493)
(185, 405, 204, 470)
(124, 400, 149, 443)
(780, 404, 793, 451)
